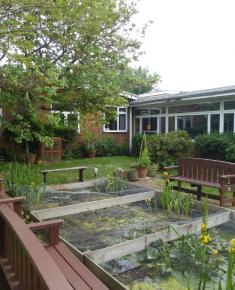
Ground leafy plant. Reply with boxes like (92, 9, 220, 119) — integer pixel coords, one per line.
(97, 175, 128, 193)
(4, 162, 44, 206)
(160, 177, 193, 217)
(136, 134, 151, 168)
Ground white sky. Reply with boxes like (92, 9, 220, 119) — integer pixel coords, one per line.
(133, 0, 235, 91)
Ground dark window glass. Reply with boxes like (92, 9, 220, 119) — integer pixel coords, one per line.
(211, 114, 219, 132)
(119, 114, 126, 130)
(224, 113, 234, 133)
(224, 100, 235, 110)
(168, 117, 175, 131)
(106, 120, 117, 130)
(143, 117, 157, 131)
(168, 103, 219, 113)
(161, 117, 165, 133)
(135, 118, 140, 134)
(67, 114, 78, 130)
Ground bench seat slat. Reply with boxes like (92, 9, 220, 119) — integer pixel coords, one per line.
(40, 167, 87, 173)
(47, 247, 91, 290)
(55, 243, 109, 290)
(170, 176, 221, 189)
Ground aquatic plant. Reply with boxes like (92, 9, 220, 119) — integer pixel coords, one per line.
(160, 175, 193, 217)
(4, 162, 44, 206)
(97, 175, 128, 193)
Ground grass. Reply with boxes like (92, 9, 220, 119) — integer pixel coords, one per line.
(0, 156, 138, 185)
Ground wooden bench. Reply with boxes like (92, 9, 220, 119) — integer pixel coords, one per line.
(29, 220, 109, 290)
(40, 166, 87, 184)
(164, 157, 235, 207)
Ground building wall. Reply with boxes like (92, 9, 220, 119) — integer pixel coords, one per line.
(80, 113, 129, 146)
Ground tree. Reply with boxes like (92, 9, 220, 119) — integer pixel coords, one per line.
(122, 66, 161, 95)
(0, 0, 146, 150)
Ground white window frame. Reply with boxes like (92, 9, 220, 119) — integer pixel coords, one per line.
(103, 107, 128, 133)
(51, 110, 80, 133)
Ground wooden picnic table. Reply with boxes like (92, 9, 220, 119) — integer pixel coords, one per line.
(40, 166, 88, 184)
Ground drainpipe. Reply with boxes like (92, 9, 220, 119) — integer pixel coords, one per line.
(129, 107, 133, 152)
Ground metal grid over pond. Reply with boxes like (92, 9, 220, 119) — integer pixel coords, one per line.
(100, 216, 235, 290)
(58, 197, 227, 253)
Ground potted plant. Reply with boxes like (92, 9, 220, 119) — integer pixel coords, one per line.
(86, 143, 96, 158)
(135, 134, 151, 178)
(127, 168, 139, 181)
(148, 163, 159, 177)
(113, 167, 128, 180)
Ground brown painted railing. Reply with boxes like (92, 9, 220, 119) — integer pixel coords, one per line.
(0, 177, 73, 290)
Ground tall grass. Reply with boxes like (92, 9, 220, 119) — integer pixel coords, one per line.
(4, 162, 44, 206)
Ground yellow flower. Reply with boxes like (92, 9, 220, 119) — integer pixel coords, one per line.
(230, 239, 235, 247)
(200, 234, 211, 245)
(163, 172, 169, 178)
(201, 223, 206, 231)
(212, 250, 219, 256)
(229, 247, 235, 254)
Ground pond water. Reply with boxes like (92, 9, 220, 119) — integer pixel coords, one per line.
(101, 220, 235, 289)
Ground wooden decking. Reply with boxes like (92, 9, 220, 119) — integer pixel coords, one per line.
(0, 178, 112, 290)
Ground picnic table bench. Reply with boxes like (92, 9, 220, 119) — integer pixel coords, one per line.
(164, 157, 235, 207)
(40, 166, 87, 184)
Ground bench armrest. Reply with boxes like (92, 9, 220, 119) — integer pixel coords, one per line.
(163, 166, 179, 171)
(220, 174, 235, 179)
(28, 219, 64, 231)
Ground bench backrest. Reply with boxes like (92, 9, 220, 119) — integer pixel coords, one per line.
(179, 158, 235, 183)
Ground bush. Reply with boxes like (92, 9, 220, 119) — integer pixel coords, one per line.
(132, 131, 193, 167)
(95, 137, 129, 157)
(194, 133, 235, 161)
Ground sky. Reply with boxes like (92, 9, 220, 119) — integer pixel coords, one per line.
(133, 0, 235, 91)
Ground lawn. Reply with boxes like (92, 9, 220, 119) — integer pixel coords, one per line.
(0, 156, 138, 185)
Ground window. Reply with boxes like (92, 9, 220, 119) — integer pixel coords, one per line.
(52, 111, 80, 133)
(224, 113, 234, 133)
(142, 117, 157, 133)
(104, 107, 127, 132)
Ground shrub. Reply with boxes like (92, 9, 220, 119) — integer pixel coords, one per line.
(95, 137, 129, 157)
(132, 131, 193, 167)
(132, 134, 145, 157)
(194, 133, 235, 161)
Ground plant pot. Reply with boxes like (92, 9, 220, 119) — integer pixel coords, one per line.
(127, 169, 139, 181)
(148, 169, 157, 177)
(25, 153, 36, 164)
(113, 169, 127, 180)
(87, 150, 96, 158)
(137, 167, 148, 178)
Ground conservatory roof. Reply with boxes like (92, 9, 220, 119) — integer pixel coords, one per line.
(129, 85, 235, 107)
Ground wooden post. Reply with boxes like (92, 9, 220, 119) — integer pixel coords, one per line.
(49, 225, 60, 246)
(43, 172, 47, 184)
(0, 176, 3, 192)
(78, 169, 84, 182)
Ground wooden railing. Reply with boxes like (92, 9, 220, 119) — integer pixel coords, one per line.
(0, 177, 73, 290)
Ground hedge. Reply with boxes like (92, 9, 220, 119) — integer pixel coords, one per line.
(132, 131, 193, 167)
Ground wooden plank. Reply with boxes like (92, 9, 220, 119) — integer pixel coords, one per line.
(60, 237, 128, 290)
(55, 242, 109, 290)
(86, 211, 232, 264)
(0, 204, 73, 290)
(83, 255, 127, 290)
(40, 167, 87, 173)
(28, 219, 64, 231)
(47, 247, 91, 290)
(32, 191, 156, 220)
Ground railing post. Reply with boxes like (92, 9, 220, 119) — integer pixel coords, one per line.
(49, 225, 60, 246)
(0, 176, 3, 192)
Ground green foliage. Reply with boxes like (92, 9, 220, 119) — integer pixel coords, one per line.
(137, 134, 151, 168)
(160, 183, 193, 216)
(122, 66, 161, 95)
(0, 0, 145, 121)
(97, 175, 128, 193)
(194, 133, 233, 161)
(132, 131, 193, 167)
(4, 162, 44, 206)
